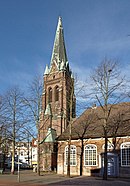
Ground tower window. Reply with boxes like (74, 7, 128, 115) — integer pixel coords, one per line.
(48, 87, 52, 103)
(55, 86, 59, 101)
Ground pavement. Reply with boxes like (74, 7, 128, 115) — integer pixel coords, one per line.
(0, 170, 130, 186)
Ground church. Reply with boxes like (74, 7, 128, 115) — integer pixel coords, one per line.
(39, 17, 130, 177)
(39, 17, 76, 172)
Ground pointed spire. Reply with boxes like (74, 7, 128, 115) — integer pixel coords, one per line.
(40, 128, 57, 143)
(44, 65, 49, 75)
(60, 60, 64, 71)
(44, 103, 52, 116)
(57, 16, 62, 32)
(44, 128, 57, 142)
(50, 17, 68, 71)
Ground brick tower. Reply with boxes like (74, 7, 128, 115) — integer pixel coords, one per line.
(39, 17, 76, 172)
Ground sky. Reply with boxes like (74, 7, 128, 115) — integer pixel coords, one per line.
(0, 0, 130, 94)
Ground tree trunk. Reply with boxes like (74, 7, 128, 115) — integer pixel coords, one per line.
(11, 118, 15, 174)
(37, 132, 40, 176)
(67, 142, 70, 177)
(80, 139, 84, 176)
(11, 141, 15, 174)
(103, 133, 108, 180)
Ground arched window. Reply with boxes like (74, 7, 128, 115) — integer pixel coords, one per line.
(121, 142, 130, 166)
(48, 87, 52, 103)
(55, 86, 59, 101)
(84, 144, 97, 166)
(102, 143, 114, 150)
(65, 145, 76, 166)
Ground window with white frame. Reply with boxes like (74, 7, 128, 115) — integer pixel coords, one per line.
(65, 145, 76, 166)
(121, 142, 130, 166)
(84, 144, 97, 166)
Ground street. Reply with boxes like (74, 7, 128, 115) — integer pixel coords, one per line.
(0, 170, 130, 186)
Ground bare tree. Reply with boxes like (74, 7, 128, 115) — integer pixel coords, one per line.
(90, 58, 126, 180)
(0, 95, 5, 136)
(0, 95, 8, 170)
(66, 75, 75, 177)
(3, 86, 27, 174)
(74, 73, 89, 116)
(23, 75, 43, 175)
(107, 103, 130, 151)
(72, 109, 96, 176)
(67, 75, 87, 177)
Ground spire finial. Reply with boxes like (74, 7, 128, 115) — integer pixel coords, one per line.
(44, 65, 49, 75)
(57, 16, 62, 31)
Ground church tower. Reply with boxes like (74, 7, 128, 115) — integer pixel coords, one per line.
(40, 17, 75, 139)
(39, 17, 76, 171)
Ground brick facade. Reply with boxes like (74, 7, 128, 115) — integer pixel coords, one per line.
(57, 137, 130, 177)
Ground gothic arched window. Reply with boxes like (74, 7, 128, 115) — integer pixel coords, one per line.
(84, 144, 97, 166)
(121, 142, 130, 166)
(55, 86, 59, 101)
(48, 87, 52, 103)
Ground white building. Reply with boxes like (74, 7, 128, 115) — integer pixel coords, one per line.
(7, 139, 38, 168)
(31, 139, 38, 166)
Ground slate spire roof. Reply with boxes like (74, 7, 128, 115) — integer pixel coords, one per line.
(44, 17, 70, 75)
(51, 16, 68, 67)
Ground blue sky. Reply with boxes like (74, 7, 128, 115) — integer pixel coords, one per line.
(0, 0, 130, 94)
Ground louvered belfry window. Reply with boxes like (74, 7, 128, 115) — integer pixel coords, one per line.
(55, 86, 59, 101)
(48, 87, 52, 103)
